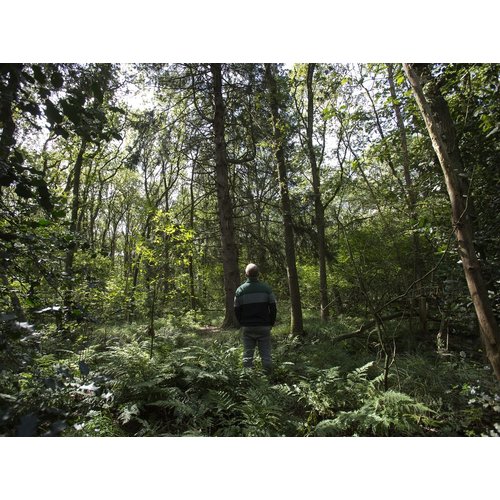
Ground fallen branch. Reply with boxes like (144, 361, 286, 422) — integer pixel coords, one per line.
(332, 312, 440, 345)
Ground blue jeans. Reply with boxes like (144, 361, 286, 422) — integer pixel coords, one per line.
(242, 326, 272, 373)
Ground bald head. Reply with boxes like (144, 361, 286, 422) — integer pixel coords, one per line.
(245, 263, 259, 278)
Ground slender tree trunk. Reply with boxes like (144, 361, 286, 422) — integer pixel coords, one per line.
(245, 162, 266, 267)
(148, 283, 157, 359)
(162, 182, 171, 309)
(0, 65, 25, 322)
(210, 63, 240, 328)
(91, 182, 106, 253)
(123, 209, 133, 322)
(332, 287, 344, 315)
(144, 222, 156, 325)
(0, 64, 21, 171)
(404, 63, 500, 380)
(130, 215, 152, 322)
(306, 63, 329, 321)
(128, 260, 140, 323)
(254, 198, 266, 267)
(387, 63, 428, 340)
(188, 161, 197, 310)
(64, 138, 87, 319)
(110, 221, 119, 265)
(265, 63, 304, 335)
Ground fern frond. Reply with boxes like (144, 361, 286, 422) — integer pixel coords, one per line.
(314, 389, 433, 436)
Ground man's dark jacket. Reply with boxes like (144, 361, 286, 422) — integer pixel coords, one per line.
(234, 277, 277, 327)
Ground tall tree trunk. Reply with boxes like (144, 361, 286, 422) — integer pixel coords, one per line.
(210, 63, 240, 328)
(404, 63, 500, 380)
(128, 259, 140, 323)
(188, 160, 197, 311)
(254, 197, 266, 268)
(162, 178, 171, 310)
(387, 63, 428, 340)
(306, 63, 329, 321)
(0, 64, 21, 172)
(265, 63, 304, 335)
(245, 168, 266, 267)
(110, 220, 119, 265)
(0, 65, 25, 322)
(64, 138, 87, 320)
(128, 218, 152, 323)
(123, 209, 133, 322)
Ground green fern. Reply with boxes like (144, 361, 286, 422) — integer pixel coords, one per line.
(315, 390, 434, 436)
(118, 403, 141, 425)
(239, 387, 283, 437)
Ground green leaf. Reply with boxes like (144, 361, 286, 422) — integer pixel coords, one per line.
(60, 99, 82, 126)
(52, 208, 67, 219)
(53, 125, 69, 139)
(35, 218, 51, 227)
(45, 99, 63, 125)
(92, 81, 104, 103)
(38, 87, 50, 99)
(0, 169, 16, 187)
(37, 182, 53, 212)
(0, 232, 17, 242)
(118, 404, 140, 424)
(21, 70, 35, 84)
(33, 65, 47, 85)
(12, 150, 24, 165)
(50, 69, 64, 89)
(485, 125, 498, 138)
(15, 183, 33, 199)
(19, 101, 41, 117)
(109, 105, 126, 114)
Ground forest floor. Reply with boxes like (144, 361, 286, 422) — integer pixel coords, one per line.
(1, 312, 500, 437)
(196, 325, 222, 336)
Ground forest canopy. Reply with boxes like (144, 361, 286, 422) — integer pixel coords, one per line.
(1, 62, 500, 438)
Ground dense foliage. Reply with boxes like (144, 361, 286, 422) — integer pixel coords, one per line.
(1, 63, 499, 436)
(2, 315, 499, 437)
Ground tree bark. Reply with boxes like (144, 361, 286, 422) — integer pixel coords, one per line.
(63, 138, 87, 319)
(188, 159, 197, 311)
(0, 64, 22, 171)
(404, 63, 500, 380)
(210, 63, 240, 328)
(265, 63, 304, 335)
(387, 63, 428, 340)
(306, 63, 329, 321)
(0, 65, 25, 322)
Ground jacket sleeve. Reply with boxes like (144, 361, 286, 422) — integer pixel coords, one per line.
(234, 294, 242, 323)
(269, 303, 277, 326)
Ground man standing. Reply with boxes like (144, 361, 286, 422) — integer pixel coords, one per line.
(234, 263, 277, 374)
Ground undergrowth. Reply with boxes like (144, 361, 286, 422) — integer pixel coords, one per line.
(0, 314, 499, 437)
